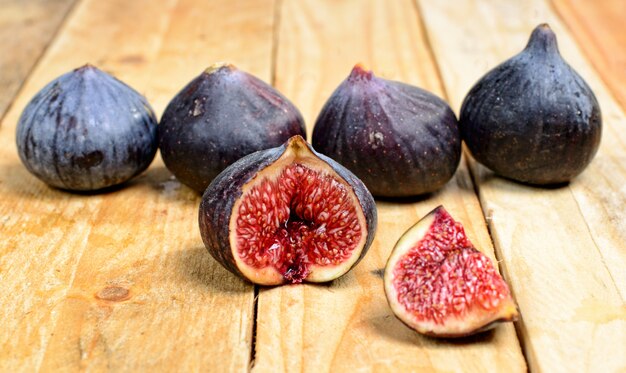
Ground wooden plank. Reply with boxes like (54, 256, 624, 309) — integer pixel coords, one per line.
(0, 0, 277, 370)
(252, 0, 526, 371)
(0, 0, 77, 120)
(416, 0, 626, 371)
(551, 0, 626, 111)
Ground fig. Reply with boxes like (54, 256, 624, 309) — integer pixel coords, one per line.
(384, 206, 518, 337)
(159, 63, 306, 193)
(312, 64, 461, 197)
(460, 24, 602, 184)
(199, 135, 377, 285)
(16, 65, 158, 191)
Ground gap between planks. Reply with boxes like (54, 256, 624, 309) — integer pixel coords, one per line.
(416, 0, 626, 371)
(411, 1, 532, 370)
(2, 0, 271, 371)
(412, 0, 525, 331)
(249, 0, 284, 370)
(255, 1, 526, 369)
(249, 285, 260, 371)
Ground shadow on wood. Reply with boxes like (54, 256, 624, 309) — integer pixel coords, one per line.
(144, 165, 202, 206)
(171, 244, 252, 294)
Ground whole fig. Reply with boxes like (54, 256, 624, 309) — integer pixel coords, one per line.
(460, 24, 602, 184)
(312, 64, 461, 197)
(159, 63, 306, 194)
(16, 65, 158, 191)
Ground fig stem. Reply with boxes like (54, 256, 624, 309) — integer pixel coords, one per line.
(75, 64, 96, 72)
(205, 62, 236, 75)
(525, 23, 560, 55)
(349, 63, 374, 81)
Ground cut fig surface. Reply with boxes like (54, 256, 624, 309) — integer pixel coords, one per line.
(384, 206, 518, 337)
(199, 135, 377, 285)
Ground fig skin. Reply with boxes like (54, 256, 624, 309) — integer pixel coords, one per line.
(159, 63, 306, 194)
(460, 24, 602, 185)
(312, 64, 461, 197)
(16, 65, 158, 191)
(198, 135, 377, 284)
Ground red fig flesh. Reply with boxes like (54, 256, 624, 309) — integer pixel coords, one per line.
(199, 136, 377, 285)
(384, 206, 518, 337)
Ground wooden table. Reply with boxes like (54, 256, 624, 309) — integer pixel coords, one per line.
(1, 0, 625, 371)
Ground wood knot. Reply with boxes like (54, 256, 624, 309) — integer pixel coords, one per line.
(117, 54, 146, 65)
(95, 286, 130, 302)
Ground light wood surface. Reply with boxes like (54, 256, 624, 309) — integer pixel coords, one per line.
(1, 0, 625, 371)
(417, 0, 626, 371)
(0, 0, 278, 371)
(551, 0, 626, 111)
(0, 0, 76, 119)
(252, 0, 524, 371)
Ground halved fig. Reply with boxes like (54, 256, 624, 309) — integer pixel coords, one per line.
(384, 206, 518, 337)
(199, 135, 377, 285)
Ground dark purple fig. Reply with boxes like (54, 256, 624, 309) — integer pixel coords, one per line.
(159, 63, 306, 194)
(312, 64, 461, 198)
(16, 65, 158, 191)
(460, 24, 602, 185)
(199, 135, 377, 285)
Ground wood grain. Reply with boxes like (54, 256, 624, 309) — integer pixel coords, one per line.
(0, 0, 277, 371)
(3, 0, 623, 370)
(551, 0, 626, 111)
(251, 0, 525, 371)
(416, 0, 626, 371)
(0, 0, 77, 121)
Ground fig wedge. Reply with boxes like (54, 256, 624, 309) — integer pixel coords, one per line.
(384, 206, 518, 337)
